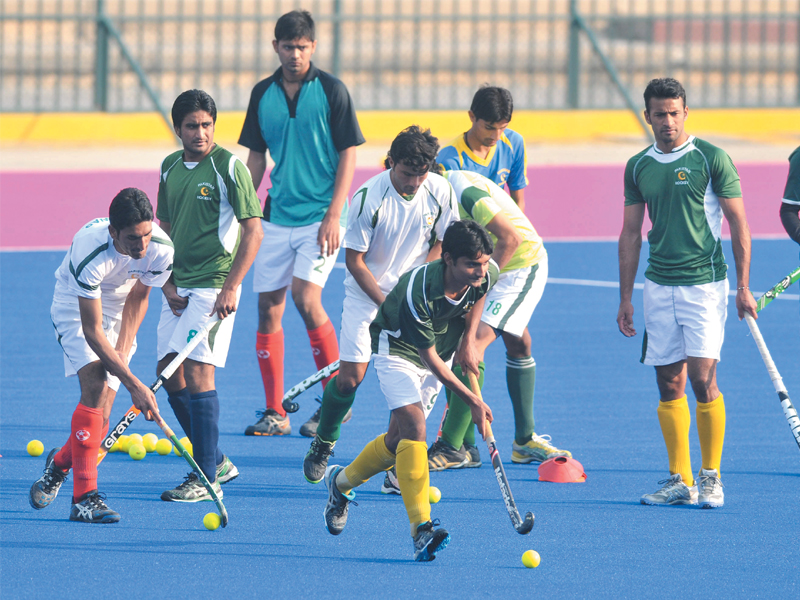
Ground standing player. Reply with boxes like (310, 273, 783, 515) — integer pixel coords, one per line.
(426, 169, 570, 473)
(321, 221, 496, 562)
(238, 9, 365, 436)
(780, 146, 800, 311)
(617, 78, 758, 509)
(29, 188, 173, 523)
(302, 126, 459, 484)
(157, 89, 263, 502)
(437, 86, 528, 210)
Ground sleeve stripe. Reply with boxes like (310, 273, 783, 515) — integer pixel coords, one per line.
(783, 198, 800, 206)
(69, 242, 108, 290)
(405, 264, 430, 324)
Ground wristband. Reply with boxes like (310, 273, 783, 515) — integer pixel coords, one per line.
(737, 286, 749, 290)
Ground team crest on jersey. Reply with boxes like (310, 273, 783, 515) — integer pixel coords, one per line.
(674, 167, 691, 185)
(496, 168, 510, 186)
(423, 212, 436, 227)
(197, 182, 216, 200)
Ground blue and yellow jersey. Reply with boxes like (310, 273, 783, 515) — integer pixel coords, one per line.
(437, 128, 528, 191)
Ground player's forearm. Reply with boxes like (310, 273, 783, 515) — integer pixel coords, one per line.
(80, 312, 138, 388)
(780, 202, 800, 245)
(116, 282, 151, 357)
(246, 151, 268, 190)
(345, 250, 385, 306)
(325, 146, 357, 222)
(509, 188, 525, 212)
(728, 214, 752, 288)
(462, 295, 486, 344)
(618, 232, 641, 303)
(222, 218, 264, 293)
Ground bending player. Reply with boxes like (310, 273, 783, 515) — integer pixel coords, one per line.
(157, 89, 263, 502)
(238, 9, 364, 436)
(780, 145, 800, 313)
(617, 78, 757, 508)
(425, 169, 570, 474)
(438, 86, 528, 210)
(302, 125, 458, 484)
(29, 188, 173, 523)
(321, 220, 496, 562)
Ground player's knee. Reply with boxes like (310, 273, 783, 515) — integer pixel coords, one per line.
(335, 374, 361, 396)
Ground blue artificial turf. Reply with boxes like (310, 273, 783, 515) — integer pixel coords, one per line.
(1, 240, 798, 599)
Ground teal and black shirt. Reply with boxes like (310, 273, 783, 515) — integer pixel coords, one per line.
(238, 63, 365, 227)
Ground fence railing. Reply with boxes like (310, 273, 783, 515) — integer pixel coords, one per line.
(1, 0, 798, 114)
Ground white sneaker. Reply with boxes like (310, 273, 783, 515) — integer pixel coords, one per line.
(511, 433, 571, 464)
(640, 473, 698, 506)
(696, 468, 724, 509)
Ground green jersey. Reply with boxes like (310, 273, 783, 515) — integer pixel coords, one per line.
(370, 258, 499, 369)
(783, 146, 800, 205)
(157, 145, 262, 288)
(624, 136, 741, 286)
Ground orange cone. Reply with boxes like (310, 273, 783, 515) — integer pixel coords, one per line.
(538, 456, 587, 482)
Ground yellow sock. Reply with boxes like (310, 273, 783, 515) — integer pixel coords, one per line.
(657, 396, 694, 487)
(696, 393, 725, 477)
(338, 434, 396, 494)
(396, 439, 430, 537)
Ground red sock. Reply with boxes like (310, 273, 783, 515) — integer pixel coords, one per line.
(70, 404, 103, 501)
(56, 415, 109, 471)
(257, 330, 285, 416)
(307, 320, 339, 389)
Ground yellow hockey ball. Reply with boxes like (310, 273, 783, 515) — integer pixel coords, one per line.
(128, 433, 143, 447)
(108, 441, 119, 453)
(142, 433, 158, 453)
(27, 440, 44, 456)
(174, 437, 192, 456)
(128, 443, 146, 461)
(429, 486, 441, 504)
(117, 435, 131, 452)
(155, 438, 173, 455)
(203, 512, 221, 531)
(522, 550, 540, 568)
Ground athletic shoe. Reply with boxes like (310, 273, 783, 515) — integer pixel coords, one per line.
(299, 397, 353, 438)
(697, 468, 724, 509)
(304, 436, 335, 484)
(160, 472, 224, 502)
(511, 433, 572, 464)
(463, 444, 482, 468)
(323, 465, 356, 535)
(216, 455, 239, 484)
(427, 439, 469, 471)
(244, 409, 291, 436)
(29, 447, 69, 510)
(69, 490, 120, 524)
(380, 466, 401, 495)
(640, 473, 698, 506)
(413, 519, 450, 562)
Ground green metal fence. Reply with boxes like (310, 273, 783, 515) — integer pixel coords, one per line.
(1, 0, 798, 114)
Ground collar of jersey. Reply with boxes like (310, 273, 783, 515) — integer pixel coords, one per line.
(274, 62, 320, 86)
(653, 135, 695, 155)
(456, 132, 511, 167)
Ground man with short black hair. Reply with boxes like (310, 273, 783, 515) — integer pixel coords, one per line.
(29, 188, 173, 523)
(239, 9, 365, 436)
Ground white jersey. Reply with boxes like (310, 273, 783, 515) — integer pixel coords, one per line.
(343, 170, 458, 305)
(53, 219, 174, 318)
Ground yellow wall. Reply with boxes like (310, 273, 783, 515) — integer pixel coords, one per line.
(2, 109, 798, 145)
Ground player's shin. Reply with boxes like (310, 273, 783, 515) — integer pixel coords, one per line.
(189, 391, 220, 483)
(657, 396, 694, 486)
(507, 355, 536, 444)
(440, 363, 484, 449)
(395, 439, 431, 536)
(339, 433, 395, 493)
(167, 387, 193, 439)
(317, 376, 356, 443)
(257, 330, 285, 415)
(696, 394, 726, 475)
(307, 320, 339, 389)
(71, 404, 104, 500)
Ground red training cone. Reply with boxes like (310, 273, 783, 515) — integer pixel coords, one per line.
(538, 456, 587, 483)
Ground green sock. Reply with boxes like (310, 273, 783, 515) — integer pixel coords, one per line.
(316, 375, 355, 443)
(440, 363, 484, 449)
(507, 355, 536, 445)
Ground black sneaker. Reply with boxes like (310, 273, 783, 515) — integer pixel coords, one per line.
(323, 465, 356, 535)
(69, 490, 120, 524)
(380, 466, 401, 495)
(428, 439, 469, 471)
(463, 444, 482, 468)
(304, 436, 335, 484)
(299, 397, 353, 438)
(413, 519, 450, 562)
(244, 409, 291, 436)
(29, 447, 69, 510)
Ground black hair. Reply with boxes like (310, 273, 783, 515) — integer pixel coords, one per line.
(442, 220, 494, 263)
(171, 89, 217, 129)
(383, 125, 439, 172)
(643, 77, 687, 112)
(109, 188, 153, 232)
(275, 10, 315, 42)
(470, 86, 514, 123)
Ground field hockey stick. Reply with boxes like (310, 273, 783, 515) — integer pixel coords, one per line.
(755, 265, 800, 313)
(97, 316, 220, 464)
(153, 412, 229, 527)
(467, 372, 534, 535)
(744, 314, 800, 451)
(282, 359, 340, 413)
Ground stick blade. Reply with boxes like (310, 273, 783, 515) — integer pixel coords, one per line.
(515, 512, 535, 535)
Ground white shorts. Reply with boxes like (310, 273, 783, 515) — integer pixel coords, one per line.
(339, 295, 379, 363)
(253, 221, 344, 292)
(156, 287, 240, 368)
(50, 300, 136, 392)
(481, 256, 548, 337)
(642, 278, 729, 366)
(373, 354, 450, 417)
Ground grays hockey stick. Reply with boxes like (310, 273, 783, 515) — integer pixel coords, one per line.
(755, 265, 800, 313)
(744, 314, 800, 451)
(97, 316, 220, 464)
(468, 372, 534, 535)
(282, 359, 340, 413)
